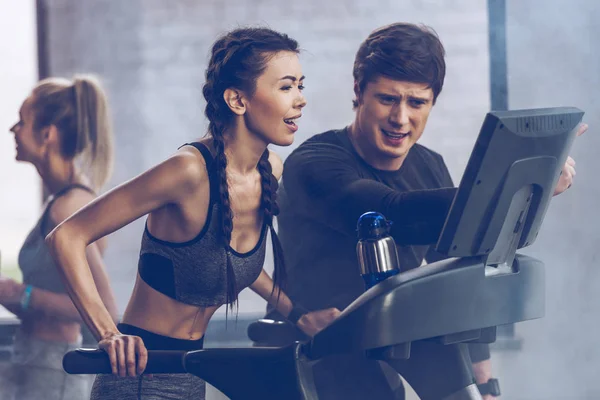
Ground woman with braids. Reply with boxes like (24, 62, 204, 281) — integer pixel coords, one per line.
(0, 75, 119, 399)
(46, 27, 340, 399)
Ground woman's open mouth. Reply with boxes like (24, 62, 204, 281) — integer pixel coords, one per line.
(284, 115, 301, 132)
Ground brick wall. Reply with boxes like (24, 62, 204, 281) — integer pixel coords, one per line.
(0, 1, 40, 273)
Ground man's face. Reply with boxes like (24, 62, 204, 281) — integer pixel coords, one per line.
(352, 76, 434, 170)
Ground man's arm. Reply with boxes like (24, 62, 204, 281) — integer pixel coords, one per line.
(283, 142, 457, 245)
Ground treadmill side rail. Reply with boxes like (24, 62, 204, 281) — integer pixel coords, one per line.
(308, 254, 544, 359)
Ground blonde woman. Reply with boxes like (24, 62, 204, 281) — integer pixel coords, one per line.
(0, 75, 118, 400)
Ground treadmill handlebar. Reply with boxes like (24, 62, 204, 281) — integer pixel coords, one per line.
(62, 348, 187, 374)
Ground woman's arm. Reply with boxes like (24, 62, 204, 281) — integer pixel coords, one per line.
(18, 190, 119, 322)
(260, 151, 340, 335)
(46, 148, 208, 375)
(250, 270, 340, 337)
(27, 287, 99, 322)
(250, 270, 293, 317)
(21, 243, 117, 322)
(0, 237, 117, 323)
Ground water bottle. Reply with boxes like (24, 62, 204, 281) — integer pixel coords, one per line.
(356, 212, 401, 289)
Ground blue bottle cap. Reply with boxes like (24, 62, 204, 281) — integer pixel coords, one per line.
(357, 211, 392, 240)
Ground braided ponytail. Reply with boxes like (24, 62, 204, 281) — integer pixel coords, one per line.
(257, 150, 287, 301)
(212, 130, 238, 313)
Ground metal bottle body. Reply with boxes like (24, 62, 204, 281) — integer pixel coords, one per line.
(356, 212, 401, 289)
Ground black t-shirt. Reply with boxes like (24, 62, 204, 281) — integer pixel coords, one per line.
(277, 127, 491, 365)
(278, 127, 456, 311)
(275, 128, 490, 396)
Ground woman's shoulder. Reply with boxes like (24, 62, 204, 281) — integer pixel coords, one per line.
(47, 186, 97, 228)
(268, 150, 283, 180)
(164, 143, 213, 193)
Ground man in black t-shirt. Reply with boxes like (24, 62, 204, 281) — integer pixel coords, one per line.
(279, 127, 455, 311)
(270, 23, 581, 400)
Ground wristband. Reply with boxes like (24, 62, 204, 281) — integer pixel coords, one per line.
(287, 304, 309, 325)
(477, 378, 501, 396)
(20, 284, 33, 310)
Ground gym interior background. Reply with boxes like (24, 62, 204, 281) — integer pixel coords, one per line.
(0, 1, 598, 399)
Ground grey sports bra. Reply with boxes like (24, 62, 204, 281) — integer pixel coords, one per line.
(137, 142, 268, 307)
(19, 184, 95, 293)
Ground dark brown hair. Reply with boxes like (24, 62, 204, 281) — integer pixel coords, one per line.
(353, 23, 446, 107)
(202, 27, 299, 310)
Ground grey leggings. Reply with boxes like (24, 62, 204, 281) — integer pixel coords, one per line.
(0, 332, 92, 400)
(91, 373, 206, 400)
(90, 323, 206, 400)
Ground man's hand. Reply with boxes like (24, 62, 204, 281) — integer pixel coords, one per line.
(554, 123, 587, 196)
(297, 307, 341, 337)
(554, 156, 576, 196)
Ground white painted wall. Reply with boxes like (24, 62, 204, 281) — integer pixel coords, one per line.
(0, 0, 40, 301)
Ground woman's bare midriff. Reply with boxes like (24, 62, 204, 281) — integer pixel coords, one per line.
(120, 274, 219, 340)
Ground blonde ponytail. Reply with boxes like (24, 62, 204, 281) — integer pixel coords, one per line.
(72, 75, 114, 190)
(32, 74, 114, 191)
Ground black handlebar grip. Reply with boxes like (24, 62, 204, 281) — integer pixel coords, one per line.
(247, 319, 302, 346)
(63, 348, 187, 374)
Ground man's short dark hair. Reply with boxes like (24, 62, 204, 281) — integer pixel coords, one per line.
(353, 23, 446, 107)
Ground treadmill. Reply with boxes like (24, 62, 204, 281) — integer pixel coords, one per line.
(63, 106, 584, 400)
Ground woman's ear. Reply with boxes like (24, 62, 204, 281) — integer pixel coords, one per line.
(44, 125, 60, 145)
(38, 125, 61, 155)
(37, 125, 51, 144)
(223, 88, 247, 116)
